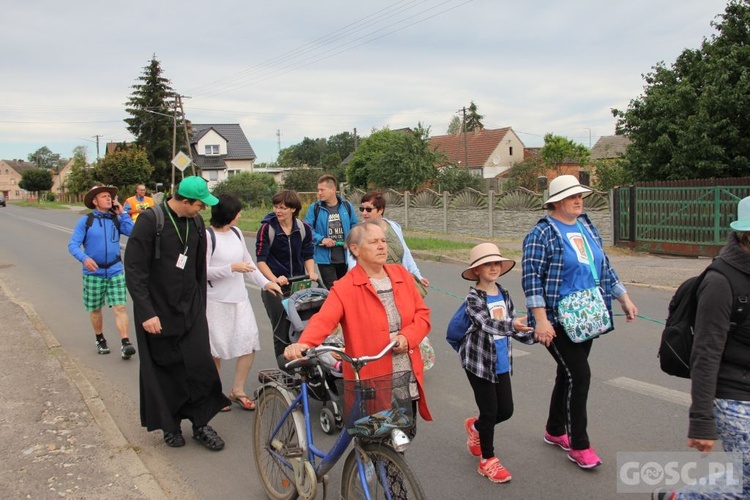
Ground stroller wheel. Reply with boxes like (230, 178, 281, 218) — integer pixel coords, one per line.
(320, 407, 336, 435)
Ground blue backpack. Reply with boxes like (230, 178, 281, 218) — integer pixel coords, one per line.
(446, 301, 471, 352)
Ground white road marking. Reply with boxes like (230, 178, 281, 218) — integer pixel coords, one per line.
(606, 377, 690, 407)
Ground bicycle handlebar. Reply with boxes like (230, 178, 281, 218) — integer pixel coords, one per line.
(283, 340, 399, 372)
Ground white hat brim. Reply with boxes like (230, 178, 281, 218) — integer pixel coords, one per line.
(543, 185, 592, 209)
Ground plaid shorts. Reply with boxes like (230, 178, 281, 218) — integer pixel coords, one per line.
(82, 273, 127, 311)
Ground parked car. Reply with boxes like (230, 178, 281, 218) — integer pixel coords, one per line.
(0, 194, 5, 207)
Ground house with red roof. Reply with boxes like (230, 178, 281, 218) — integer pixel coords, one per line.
(429, 127, 526, 179)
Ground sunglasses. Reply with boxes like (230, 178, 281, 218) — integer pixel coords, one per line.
(359, 206, 376, 213)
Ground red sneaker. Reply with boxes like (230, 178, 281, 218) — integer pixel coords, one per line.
(478, 457, 511, 483)
(464, 417, 481, 457)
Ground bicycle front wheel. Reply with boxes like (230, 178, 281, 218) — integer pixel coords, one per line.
(253, 386, 305, 500)
(341, 443, 426, 500)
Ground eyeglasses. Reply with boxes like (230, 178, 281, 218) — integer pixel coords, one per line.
(274, 205, 292, 211)
(359, 206, 376, 213)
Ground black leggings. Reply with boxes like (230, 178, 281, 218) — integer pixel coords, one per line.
(318, 263, 348, 290)
(261, 289, 291, 364)
(465, 370, 513, 460)
(545, 324, 593, 450)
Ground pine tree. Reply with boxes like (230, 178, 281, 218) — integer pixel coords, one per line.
(124, 56, 185, 187)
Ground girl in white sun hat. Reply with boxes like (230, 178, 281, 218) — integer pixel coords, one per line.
(459, 242, 534, 484)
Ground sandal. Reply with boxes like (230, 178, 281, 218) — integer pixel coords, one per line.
(164, 430, 185, 448)
(192, 425, 225, 451)
(229, 390, 256, 411)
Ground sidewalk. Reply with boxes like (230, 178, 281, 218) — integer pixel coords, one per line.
(0, 279, 165, 499)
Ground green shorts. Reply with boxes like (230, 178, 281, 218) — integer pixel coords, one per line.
(82, 274, 127, 312)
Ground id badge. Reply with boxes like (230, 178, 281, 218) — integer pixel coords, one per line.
(176, 253, 188, 269)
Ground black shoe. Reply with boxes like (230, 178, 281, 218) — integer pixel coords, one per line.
(96, 338, 110, 355)
(121, 343, 136, 360)
(192, 425, 225, 451)
(163, 430, 185, 447)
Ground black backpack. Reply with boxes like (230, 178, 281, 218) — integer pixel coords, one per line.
(658, 258, 750, 378)
(149, 203, 205, 260)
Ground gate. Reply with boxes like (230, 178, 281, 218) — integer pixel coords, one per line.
(613, 179, 750, 257)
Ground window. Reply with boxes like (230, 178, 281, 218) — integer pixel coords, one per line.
(204, 144, 220, 155)
(509, 146, 513, 156)
(208, 170, 218, 181)
(11, 179, 15, 184)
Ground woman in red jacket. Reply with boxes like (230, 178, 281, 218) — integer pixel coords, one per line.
(284, 221, 432, 423)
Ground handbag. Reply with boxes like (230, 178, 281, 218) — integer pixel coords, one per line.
(557, 222, 612, 343)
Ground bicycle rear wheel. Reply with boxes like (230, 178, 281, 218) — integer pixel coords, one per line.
(253, 386, 306, 500)
(340, 443, 426, 500)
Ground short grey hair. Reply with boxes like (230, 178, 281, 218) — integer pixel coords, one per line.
(345, 221, 380, 260)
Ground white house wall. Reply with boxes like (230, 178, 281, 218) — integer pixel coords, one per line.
(481, 130, 525, 179)
(196, 130, 228, 155)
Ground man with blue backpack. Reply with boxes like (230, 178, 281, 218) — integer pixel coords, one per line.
(68, 185, 134, 358)
(304, 174, 358, 289)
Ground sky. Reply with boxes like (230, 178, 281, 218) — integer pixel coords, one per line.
(0, 0, 732, 165)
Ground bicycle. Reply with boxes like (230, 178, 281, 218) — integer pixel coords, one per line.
(253, 340, 426, 499)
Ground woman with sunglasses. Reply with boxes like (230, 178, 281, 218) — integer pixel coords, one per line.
(351, 191, 429, 295)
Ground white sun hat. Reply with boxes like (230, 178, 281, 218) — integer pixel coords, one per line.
(730, 196, 750, 232)
(543, 175, 593, 209)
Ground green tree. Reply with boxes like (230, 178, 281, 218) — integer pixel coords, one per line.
(613, 0, 750, 180)
(447, 115, 462, 134)
(19, 168, 53, 203)
(28, 146, 64, 171)
(504, 155, 547, 191)
(124, 55, 184, 187)
(540, 133, 590, 174)
(347, 124, 439, 191)
(592, 160, 633, 191)
(211, 172, 277, 207)
(65, 146, 95, 197)
(435, 165, 485, 193)
(464, 101, 484, 131)
(95, 145, 153, 188)
(326, 131, 356, 161)
(282, 167, 322, 192)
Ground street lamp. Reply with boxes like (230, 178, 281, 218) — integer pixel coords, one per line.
(583, 128, 592, 148)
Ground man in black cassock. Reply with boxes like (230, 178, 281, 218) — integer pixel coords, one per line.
(124, 176, 230, 450)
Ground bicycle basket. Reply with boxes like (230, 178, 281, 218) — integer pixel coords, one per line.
(339, 371, 414, 438)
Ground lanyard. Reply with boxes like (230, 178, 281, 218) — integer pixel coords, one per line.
(166, 206, 189, 249)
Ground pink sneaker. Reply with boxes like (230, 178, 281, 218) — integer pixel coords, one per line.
(568, 447, 602, 469)
(478, 457, 511, 483)
(464, 417, 481, 457)
(543, 431, 571, 451)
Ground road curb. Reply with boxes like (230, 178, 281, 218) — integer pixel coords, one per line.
(0, 277, 168, 499)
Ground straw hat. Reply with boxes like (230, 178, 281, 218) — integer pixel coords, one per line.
(83, 185, 118, 209)
(543, 175, 592, 209)
(730, 196, 750, 231)
(461, 242, 516, 280)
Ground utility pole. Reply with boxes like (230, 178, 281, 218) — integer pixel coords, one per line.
(353, 128, 358, 150)
(92, 135, 102, 159)
(277, 129, 281, 152)
(175, 93, 195, 176)
(584, 128, 592, 148)
(460, 107, 469, 168)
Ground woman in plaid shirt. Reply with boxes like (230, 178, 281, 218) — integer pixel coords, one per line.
(521, 175, 637, 469)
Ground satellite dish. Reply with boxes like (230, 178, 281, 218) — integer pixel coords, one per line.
(491, 156, 500, 165)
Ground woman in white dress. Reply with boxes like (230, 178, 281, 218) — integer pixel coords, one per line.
(206, 194, 282, 410)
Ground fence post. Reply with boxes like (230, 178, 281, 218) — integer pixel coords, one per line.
(714, 186, 721, 245)
(488, 190, 494, 238)
(443, 190, 449, 233)
(629, 186, 637, 242)
(404, 191, 410, 230)
(610, 188, 618, 247)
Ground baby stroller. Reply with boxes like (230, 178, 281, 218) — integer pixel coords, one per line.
(283, 285, 345, 434)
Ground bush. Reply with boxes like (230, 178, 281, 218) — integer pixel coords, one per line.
(46, 192, 56, 202)
(211, 172, 277, 207)
(282, 167, 322, 192)
(435, 165, 485, 193)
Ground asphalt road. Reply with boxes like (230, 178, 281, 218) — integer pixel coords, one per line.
(0, 204, 696, 499)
